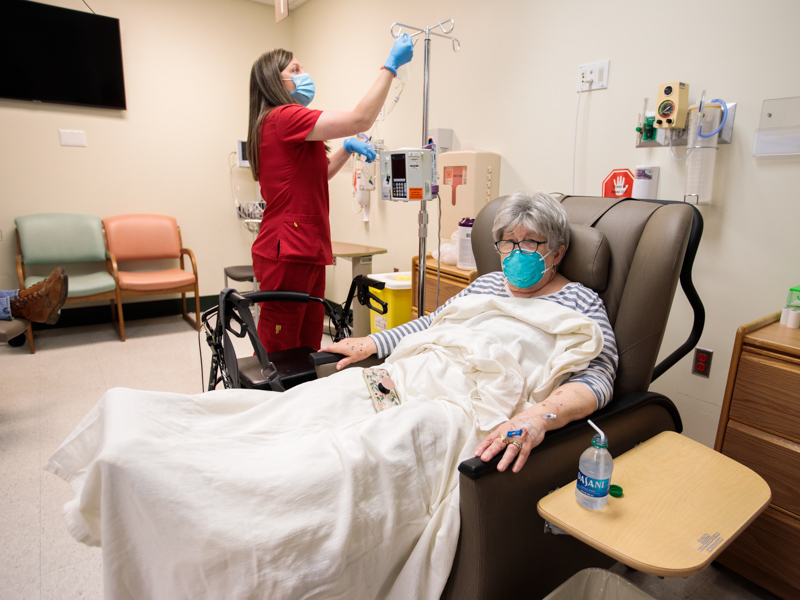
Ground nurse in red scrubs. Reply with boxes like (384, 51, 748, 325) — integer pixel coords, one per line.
(246, 36, 413, 352)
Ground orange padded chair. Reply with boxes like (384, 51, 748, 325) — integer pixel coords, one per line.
(102, 214, 200, 331)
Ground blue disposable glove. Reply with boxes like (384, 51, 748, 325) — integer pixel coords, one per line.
(383, 33, 414, 76)
(343, 138, 376, 163)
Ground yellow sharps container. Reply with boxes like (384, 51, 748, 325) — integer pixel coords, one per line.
(369, 272, 413, 333)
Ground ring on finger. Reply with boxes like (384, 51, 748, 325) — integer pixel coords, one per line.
(498, 434, 509, 445)
(510, 440, 522, 451)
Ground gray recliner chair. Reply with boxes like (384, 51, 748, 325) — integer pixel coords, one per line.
(313, 194, 703, 599)
(442, 194, 703, 599)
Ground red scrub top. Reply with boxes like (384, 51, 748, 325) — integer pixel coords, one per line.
(252, 104, 333, 266)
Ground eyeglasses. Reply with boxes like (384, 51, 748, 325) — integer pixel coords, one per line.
(494, 239, 547, 255)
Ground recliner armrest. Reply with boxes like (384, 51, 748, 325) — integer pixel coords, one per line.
(309, 351, 346, 366)
(309, 351, 382, 378)
(458, 390, 682, 480)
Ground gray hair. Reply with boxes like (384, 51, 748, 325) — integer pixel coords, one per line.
(492, 191, 570, 254)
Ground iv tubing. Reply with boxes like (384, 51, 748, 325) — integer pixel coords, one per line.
(669, 121, 699, 162)
(698, 99, 728, 138)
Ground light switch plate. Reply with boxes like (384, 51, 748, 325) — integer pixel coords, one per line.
(577, 60, 610, 92)
(59, 130, 87, 147)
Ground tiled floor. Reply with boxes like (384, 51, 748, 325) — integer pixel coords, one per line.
(0, 315, 782, 599)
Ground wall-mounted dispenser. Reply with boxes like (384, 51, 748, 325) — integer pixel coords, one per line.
(436, 150, 500, 238)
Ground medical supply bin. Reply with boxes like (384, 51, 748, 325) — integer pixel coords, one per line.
(369, 272, 413, 333)
(543, 569, 655, 600)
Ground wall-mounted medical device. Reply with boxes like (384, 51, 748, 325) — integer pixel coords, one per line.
(683, 98, 729, 205)
(236, 139, 249, 168)
(635, 82, 735, 206)
(379, 148, 433, 202)
(654, 82, 689, 129)
(436, 150, 501, 237)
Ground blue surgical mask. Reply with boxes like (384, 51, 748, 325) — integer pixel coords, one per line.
(502, 249, 553, 289)
(284, 73, 315, 107)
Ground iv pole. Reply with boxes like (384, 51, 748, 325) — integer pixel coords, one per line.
(390, 20, 460, 316)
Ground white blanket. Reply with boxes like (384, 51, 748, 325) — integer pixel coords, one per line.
(45, 295, 602, 600)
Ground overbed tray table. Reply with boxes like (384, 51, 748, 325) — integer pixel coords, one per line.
(537, 431, 771, 577)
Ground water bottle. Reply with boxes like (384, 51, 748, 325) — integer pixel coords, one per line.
(575, 420, 614, 510)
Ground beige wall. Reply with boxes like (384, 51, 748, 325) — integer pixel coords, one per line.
(0, 0, 289, 293)
(2, 0, 799, 447)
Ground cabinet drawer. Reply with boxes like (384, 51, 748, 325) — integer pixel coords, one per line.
(411, 257, 473, 316)
(730, 351, 800, 440)
(717, 505, 800, 600)
(721, 420, 800, 517)
(422, 276, 463, 314)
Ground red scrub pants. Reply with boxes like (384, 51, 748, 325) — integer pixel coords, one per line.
(253, 255, 326, 352)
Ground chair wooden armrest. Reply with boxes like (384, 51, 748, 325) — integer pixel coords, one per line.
(180, 247, 198, 276)
(16, 253, 25, 289)
(105, 250, 120, 282)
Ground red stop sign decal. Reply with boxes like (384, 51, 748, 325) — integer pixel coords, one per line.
(602, 169, 634, 198)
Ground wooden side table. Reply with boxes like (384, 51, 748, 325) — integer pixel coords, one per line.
(410, 255, 477, 317)
(714, 312, 800, 599)
(537, 431, 770, 578)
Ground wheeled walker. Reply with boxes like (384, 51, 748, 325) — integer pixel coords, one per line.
(200, 275, 387, 392)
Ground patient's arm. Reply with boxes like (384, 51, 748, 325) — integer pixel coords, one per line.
(474, 382, 597, 473)
(318, 336, 378, 370)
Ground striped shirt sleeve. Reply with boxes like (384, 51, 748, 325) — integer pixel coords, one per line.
(539, 284, 618, 409)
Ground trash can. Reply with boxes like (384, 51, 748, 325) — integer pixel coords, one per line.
(369, 272, 413, 333)
(543, 569, 656, 600)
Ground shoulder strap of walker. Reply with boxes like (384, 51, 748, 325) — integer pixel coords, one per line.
(219, 288, 277, 388)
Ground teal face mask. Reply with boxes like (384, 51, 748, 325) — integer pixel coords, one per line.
(502, 249, 552, 289)
(284, 73, 315, 107)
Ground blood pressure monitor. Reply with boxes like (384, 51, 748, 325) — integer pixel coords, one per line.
(380, 148, 433, 202)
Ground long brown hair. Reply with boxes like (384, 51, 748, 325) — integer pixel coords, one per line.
(246, 49, 296, 181)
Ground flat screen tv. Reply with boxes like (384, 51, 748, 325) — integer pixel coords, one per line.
(0, 0, 126, 110)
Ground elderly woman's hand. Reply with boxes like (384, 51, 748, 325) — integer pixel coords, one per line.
(474, 414, 549, 473)
(319, 336, 378, 370)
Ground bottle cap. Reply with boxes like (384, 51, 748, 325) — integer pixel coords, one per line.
(609, 484, 623, 498)
(458, 217, 474, 227)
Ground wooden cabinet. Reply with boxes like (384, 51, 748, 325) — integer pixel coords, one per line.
(410, 255, 477, 317)
(715, 312, 800, 600)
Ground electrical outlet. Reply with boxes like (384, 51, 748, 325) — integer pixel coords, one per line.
(577, 60, 610, 92)
(579, 65, 596, 87)
(692, 348, 713, 377)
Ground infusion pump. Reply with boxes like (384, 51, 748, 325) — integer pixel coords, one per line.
(379, 148, 433, 202)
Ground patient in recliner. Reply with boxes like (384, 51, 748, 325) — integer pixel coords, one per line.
(45, 191, 617, 600)
(323, 190, 618, 474)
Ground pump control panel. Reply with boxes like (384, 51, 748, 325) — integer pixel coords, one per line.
(380, 148, 433, 202)
(654, 81, 689, 129)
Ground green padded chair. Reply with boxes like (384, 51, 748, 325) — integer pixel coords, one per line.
(15, 213, 124, 352)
